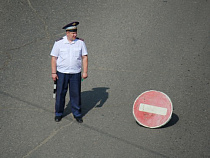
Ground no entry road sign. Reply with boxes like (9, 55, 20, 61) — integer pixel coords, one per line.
(133, 90, 173, 128)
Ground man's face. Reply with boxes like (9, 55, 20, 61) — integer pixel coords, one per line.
(66, 31, 77, 41)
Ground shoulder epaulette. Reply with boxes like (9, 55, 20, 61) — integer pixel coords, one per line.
(76, 37, 84, 41)
(56, 37, 63, 42)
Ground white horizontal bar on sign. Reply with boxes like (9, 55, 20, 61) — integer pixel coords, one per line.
(139, 103, 167, 116)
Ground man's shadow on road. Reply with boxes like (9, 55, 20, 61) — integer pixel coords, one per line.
(63, 87, 109, 118)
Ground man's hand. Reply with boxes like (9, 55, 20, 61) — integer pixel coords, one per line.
(82, 72, 88, 80)
(52, 74, 58, 81)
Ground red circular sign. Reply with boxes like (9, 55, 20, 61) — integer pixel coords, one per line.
(133, 90, 173, 128)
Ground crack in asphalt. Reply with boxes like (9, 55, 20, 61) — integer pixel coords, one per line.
(26, 0, 50, 39)
(22, 121, 74, 158)
(0, 0, 51, 72)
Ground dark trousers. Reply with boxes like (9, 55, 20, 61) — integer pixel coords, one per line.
(55, 71, 81, 118)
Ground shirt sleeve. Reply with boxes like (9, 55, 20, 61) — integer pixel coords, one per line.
(50, 42, 59, 57)
(81, 41, 88, 56)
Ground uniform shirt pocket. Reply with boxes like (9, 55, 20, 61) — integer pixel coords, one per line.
(59, 48, 69, 59)
(73, 48, 81, 58)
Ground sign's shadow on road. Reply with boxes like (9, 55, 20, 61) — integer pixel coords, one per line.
(161, 113, 179, 128)
(63, 87, 109, 118)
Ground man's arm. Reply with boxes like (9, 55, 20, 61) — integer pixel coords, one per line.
(51, 56, 58, 81)
(82, 55, 88, 79)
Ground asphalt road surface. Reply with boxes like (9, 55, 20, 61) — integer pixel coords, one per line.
(1, 0, 209, 158)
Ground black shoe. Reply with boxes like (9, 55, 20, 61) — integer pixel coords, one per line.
(75, 117, 83, 123)
(55, 116, 62, 122)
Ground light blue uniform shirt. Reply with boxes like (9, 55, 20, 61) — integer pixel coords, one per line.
(50, 36, 88, 74)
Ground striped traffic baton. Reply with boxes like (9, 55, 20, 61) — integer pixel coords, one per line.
(53, 80, 57, 99)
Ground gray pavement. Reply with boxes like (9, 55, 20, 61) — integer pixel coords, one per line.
(1, 0, 210, 158)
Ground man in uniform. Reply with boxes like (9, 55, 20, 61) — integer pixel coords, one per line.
(50, 21, 88, 123)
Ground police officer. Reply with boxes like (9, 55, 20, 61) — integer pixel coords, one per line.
(50, 22, 88, 123)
